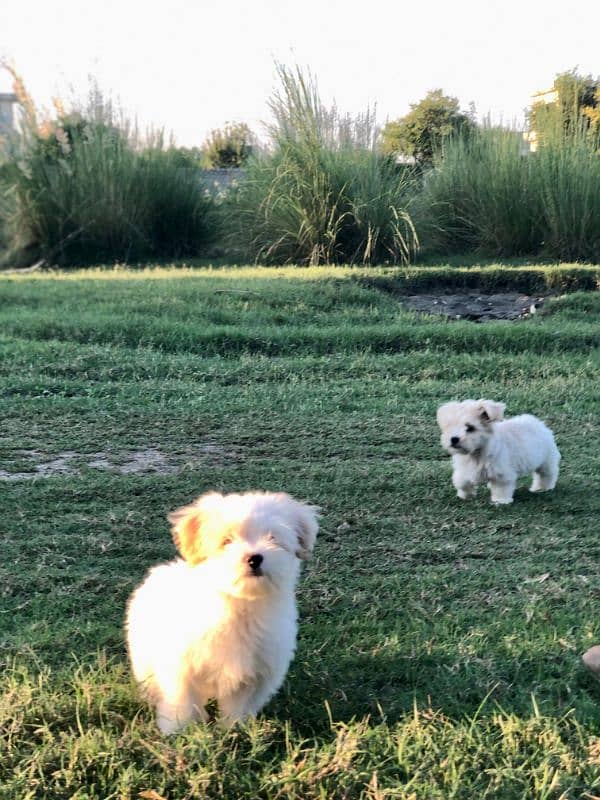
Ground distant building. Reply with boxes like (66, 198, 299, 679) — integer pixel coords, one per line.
(0, 92, 18, 136)
(525, 88, 559, 152)
(531, 88, 559, 106)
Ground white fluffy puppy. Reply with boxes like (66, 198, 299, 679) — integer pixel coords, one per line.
(437, 399, 560, 505)
(126, 491, 319, 734)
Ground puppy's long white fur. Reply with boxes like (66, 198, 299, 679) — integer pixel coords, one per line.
(437, 399, 560, 504)
(126, 491, 319, 733)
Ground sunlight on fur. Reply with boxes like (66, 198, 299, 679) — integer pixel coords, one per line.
(126, 491, 319, 734)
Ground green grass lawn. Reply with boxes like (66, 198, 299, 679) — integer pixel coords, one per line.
(1, 265, 599, 799)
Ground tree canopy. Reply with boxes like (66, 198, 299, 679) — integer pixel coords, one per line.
(203, 122, 255, 168)
(529, 70, 600, 142)
(381, 89, 475, 166)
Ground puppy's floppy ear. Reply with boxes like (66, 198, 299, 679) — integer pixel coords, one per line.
(437, 402, 460, 430)
(478, 399, 506, 423)
(168, 492, 223, 564)
(278, 494, 320, 560)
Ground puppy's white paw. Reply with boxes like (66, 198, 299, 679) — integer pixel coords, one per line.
(157, 715, 183, 735)
(156, 702, 191, 735)
(529, 475, 556, 493)
(456, 483, 477, 500)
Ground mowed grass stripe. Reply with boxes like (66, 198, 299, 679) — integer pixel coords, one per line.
(0, 268, 599, 357)
(0, 307, 599, 356)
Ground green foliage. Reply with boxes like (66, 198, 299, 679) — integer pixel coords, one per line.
(4, 62, 600, 269)
(529, 69, 600, 146)
(533, 130, 600, 260)
(381, 89, 476, 166)
(0, 266, 599, 798)
(358, 264, 600, 295)
(0, 80, 218, 265)
(416, 125, 600, 261)
(162, 145, 205, 168)
(416, 127, 542, 256)
(227, 65, 418, 265)
(203, 122, 255, 168)
(33, 113, 113, 162)
(582, 87, 600, 135)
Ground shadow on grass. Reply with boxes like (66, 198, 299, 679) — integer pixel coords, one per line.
(273, 641, 600, 740)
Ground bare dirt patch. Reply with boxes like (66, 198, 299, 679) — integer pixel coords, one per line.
(401, 292, 546, 322)
(0, 445, 231, 481)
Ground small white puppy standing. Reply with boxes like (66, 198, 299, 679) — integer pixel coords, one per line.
(436, 399, 560, 505)
(126, 491, 319, 734)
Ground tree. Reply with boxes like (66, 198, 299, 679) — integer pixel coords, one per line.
(583, 87, 600, 136)
(162, 146, 204, 168)
(528, 70, 600, 143)
(381, 90, 475, 166)
(202, 122, 255, 168)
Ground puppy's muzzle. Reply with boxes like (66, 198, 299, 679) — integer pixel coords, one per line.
(247, 553, 264, 576)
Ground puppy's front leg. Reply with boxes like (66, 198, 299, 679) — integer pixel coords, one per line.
(157, 700, 194, 734)
(451, 456, 479, 500)
(452, 472, 477, 500)
(154, 672, 197, 734)
(488, 480, 515, 505)
(218, 683, 262, 728)
(244, 677, 280, 719)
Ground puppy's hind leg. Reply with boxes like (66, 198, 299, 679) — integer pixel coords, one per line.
(530, 471, 550, 492)
(530, 449, 560, 493)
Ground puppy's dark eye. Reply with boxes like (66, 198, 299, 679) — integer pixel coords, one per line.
(465, 424, 476, 433)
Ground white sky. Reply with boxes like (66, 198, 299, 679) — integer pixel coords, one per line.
(1, 0, 599, 147)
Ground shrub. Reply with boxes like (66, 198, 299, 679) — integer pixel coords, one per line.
(535, 127, 600, 261)
(203, 122, 255, 168)
(416, 124, 600, 262)
(381, 90, 476, 167)
(227, 65, 418, 265)
(529, 69, 600, 146)
(0, 72, 218, 265)
(161, 146, 205, 168)
(415, 126, 543, 256)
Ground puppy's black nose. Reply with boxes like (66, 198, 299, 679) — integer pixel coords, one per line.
(247, 553, 263, 571)
(450, 436, 460, 446)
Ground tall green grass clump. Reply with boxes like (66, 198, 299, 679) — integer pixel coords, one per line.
(228, 65, 418, 265)
(416, 126, 543, 256)
(0, 73, 217, 266)
(0, 142, 10, 254)
(535, 122, 600, 261)
(417, 121, 600, 261)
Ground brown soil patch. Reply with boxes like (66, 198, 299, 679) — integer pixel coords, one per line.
(0, 445, 230, 481)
